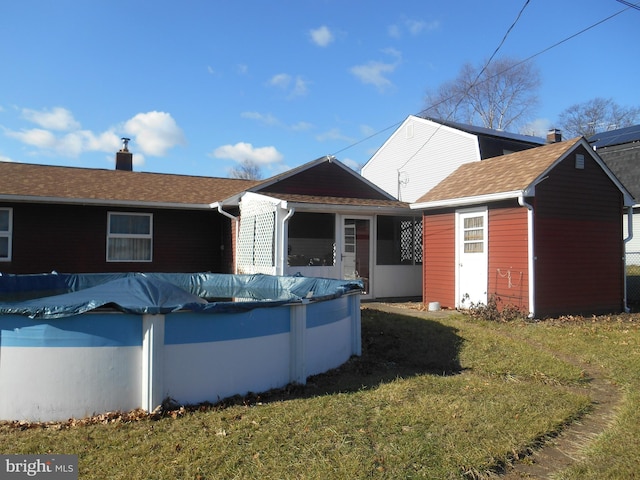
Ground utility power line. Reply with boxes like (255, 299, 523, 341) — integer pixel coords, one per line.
(331, 3, 635, 161)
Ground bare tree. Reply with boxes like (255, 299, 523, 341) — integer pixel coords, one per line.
(229, 159, 262, 180)
(556, 97, 640, 138)
(423, 57, 541, 131)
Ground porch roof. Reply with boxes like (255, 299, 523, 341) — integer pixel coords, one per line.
(257, 192, 414, 214)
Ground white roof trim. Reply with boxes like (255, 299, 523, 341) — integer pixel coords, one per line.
(0, 194, 213, 210)
(411, 190, 523, 210)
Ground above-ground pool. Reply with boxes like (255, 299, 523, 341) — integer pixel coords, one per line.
(0, 272, 363, 422)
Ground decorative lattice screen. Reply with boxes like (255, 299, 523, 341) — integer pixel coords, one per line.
(237, 198, 276, 274)
(400, 217, 423, 264)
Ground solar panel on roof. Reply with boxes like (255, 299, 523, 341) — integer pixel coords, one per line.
(589, 125, 640, 148)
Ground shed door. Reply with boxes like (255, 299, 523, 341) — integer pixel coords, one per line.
(457, 210, 488, 307)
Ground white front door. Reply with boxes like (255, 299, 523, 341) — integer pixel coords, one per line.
(342, 217, 371, 295)
(457, 209, 488, 308)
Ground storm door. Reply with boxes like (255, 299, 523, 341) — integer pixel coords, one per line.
(456, 209, 488, 308)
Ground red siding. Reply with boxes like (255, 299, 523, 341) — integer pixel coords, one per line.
(533, 146, 624, 317)
(2, 203, 233, 274)
(488, 206, 529, 312)
(423, 212, 455, 308)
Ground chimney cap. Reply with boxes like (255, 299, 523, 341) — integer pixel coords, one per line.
(121, 137, 131, 152)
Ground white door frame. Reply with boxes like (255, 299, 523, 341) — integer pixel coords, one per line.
(455, 207, 488, 308)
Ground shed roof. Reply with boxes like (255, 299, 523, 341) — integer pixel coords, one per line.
(412, 138, 583, 207)
(0, 162, 260, 208)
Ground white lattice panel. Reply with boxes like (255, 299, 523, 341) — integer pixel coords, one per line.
(237, 197, 276, 274)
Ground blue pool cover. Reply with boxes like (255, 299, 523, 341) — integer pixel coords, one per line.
(0, 273, 364, 319)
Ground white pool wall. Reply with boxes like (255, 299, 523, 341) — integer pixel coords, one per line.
(0, 293, 361, 422)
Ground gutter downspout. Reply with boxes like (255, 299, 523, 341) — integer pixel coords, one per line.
(623, 206, 634, 313)
(217, 203, 239, 274)
(277, 206, 296, 276)
(518, 194, 535, 318)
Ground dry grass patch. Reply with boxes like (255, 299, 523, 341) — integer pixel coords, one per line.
(0, 308, 608, 479)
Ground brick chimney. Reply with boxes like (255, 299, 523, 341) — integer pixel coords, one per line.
(115, 137, 133, 171)
(546, 129, 562, 144)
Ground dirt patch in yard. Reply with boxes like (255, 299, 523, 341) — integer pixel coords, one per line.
(365, 301, 623, 479)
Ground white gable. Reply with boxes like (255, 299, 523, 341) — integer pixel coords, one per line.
(361, 115, 481, 202)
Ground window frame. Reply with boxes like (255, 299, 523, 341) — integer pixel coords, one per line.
(0, 207, 13, 262)
(106, 212, 153, 263)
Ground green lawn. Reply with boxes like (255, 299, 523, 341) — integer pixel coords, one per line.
(1, 307, 638, 479)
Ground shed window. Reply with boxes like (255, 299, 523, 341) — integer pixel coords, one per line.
(376, 215, 423, 265)
(0, 208, 12, 261)
(575, 154, 585, 169)
(288, 213, 335, 266)
(463, 216, 484, 253)
(107, 212, 153, 262)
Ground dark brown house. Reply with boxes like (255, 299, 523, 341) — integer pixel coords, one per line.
(411, 137, 634, 318)
(0, 159, 257, 274)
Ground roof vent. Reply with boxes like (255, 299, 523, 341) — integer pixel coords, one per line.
(115, 138, 133, 171)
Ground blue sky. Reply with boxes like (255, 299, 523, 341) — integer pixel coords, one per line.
(1, 0, 638, 179)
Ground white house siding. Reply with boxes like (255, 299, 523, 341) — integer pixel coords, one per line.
(361, 115, 482, 203)
(372, 264, 422, 298)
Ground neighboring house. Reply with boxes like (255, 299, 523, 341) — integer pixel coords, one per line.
(220, 156, 423, 299)
(411, 137, 634, 318)
(361, 115, 546, 202)
(589, 125, 640, 262)
(0, 147, 258, 274)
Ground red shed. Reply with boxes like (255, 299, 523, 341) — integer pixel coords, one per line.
(411, 137, 635, 318)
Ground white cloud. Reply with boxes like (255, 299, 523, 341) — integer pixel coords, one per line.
(6, 128, 58, 149)
(123, 111, 186, 156)
(242, 113, 314, 133)
(211, 142, 283, 166)
(388, 17, 439, 38)
(521, 118, 552, 138)
(360, 124, 376, 137)
(5, 108, 184, 159)
(241, 111, 281, 127)
(0, 154, 15, 162)
(291, 77, 309, 97)
(350, 49, 402, 91)
(236, 64, 248, 75)
(268, 73, 309, 98)
(6, 127, 120, 157)
(22, 107, 81, 131)
(309, 25, 334, 47)
(270, 73, 292, 89)
(340, 157, 361, 171)
(315, 128, 355, 143)
(291, 121, 313, 131)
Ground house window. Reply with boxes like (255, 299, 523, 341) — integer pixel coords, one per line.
(376, 215, 423, 265)
(287, 213, 335, 266)
(0, 208, 13, 261)
(575, 154, 585, 169)
(107, 212, 153, 262)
